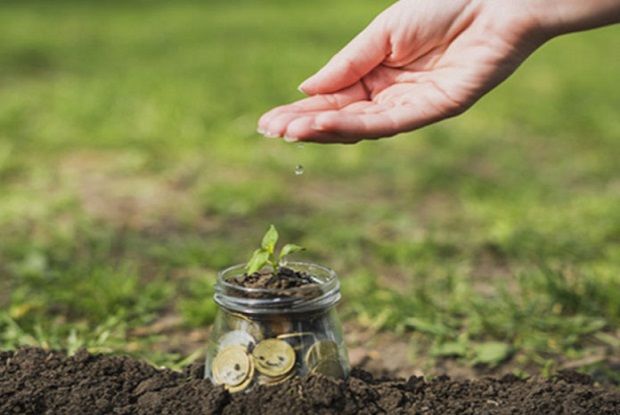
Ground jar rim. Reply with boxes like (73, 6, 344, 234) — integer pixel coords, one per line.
(214, 261, 341, 314)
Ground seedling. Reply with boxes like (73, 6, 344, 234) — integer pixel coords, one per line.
(245, 225, 304, 274)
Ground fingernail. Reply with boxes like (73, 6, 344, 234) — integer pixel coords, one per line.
(298, 79, 311, 93)
(311, 122, 325, 132)
(257, 127, 266, 135)
(263, 131, 280, 138)
(283, 135, 298, 143)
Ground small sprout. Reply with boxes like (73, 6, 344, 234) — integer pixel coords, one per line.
(245, 225, 305, 274)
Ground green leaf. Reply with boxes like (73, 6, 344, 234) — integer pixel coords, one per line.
(431, 341, 467, 358)
(261, 225, 279, 253)
(279, 244, 304, 260)
(404, 317, 452, 337)
(245, 249, 270, 274)
(472, 341, 512, 366)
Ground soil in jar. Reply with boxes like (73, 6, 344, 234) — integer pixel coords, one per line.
(227, 266, 322, 299)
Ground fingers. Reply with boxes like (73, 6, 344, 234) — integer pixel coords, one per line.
(298, 17, 389, 95)
(260, 78, 468, 144)
(264, 103, 425, 144)
(277, 97, 447, 144)
(258, 83, 367, 137)
(284, 116, 342, 142)
(261, 110, 325, 140)
(302, 91, 465, 144)
(309, 105, 424, 142)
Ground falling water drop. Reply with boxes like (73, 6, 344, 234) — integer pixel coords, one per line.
(294, 142, 305, 175)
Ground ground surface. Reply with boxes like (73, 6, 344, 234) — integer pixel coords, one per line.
(2, 348, 619, 415)
(1, 0, 619, 382)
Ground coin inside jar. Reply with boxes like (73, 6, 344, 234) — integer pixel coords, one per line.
(226, 363, 255, 393)
(257, 370, 295, 386)
(264, 317, 293, 337)
(252, 339, 296, 377)
(277, 332, 317, 351)
(311, 358, 345, 379)
(277, 332, 317, 340)
(212, 346, 252, 387)
(304, 340, 339, 369)
(218, 330, 256, 351)
(226, 313, 264, 341)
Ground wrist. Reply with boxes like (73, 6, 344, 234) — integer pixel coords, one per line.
(520, 0, 561, 40)
(523, 0, 620, 37)
(478, 0, 556, 47)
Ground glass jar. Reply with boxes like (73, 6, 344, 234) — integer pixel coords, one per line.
(205, 261, 349, 393)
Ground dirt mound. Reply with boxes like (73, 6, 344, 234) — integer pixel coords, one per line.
(1, 348, 618, 414)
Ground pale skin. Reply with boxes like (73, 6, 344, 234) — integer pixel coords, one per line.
(258, 0, 620, 144)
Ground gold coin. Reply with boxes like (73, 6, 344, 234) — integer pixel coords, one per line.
(218, 330, 256, 351)
(226, 360, 255, 393)
(265, 317, 292, 336)
(277, 332, 316, 340)
(227, 311, 252, 322)
(226, 313, 264, 341)
(277, 332, 316, 350)
(212, 346, 252, 387)
(310, 359, 345, 379)
(257, 370, 295, 386)
(304, 340, 339, 369)
(252, 339, 296, 377)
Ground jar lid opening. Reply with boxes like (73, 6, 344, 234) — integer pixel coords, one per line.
(214, 262, 341, 314)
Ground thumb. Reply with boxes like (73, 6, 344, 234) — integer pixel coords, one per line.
(299, 18, 389, 95)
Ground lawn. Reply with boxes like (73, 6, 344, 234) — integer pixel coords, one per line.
(1, 0, 619, 381)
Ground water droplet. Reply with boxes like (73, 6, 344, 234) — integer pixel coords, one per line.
(294, 165, 304, 176)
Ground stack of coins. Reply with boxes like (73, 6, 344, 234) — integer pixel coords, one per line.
(210, 315, 347, 392)
(211, 345, 254, 393)
(253, 339, 296, 385)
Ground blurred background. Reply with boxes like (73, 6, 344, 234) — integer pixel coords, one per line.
(1, 0, 618, 382)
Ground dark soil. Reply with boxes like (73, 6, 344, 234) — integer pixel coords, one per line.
(228, 267, 322, 300)
(2, 348, 619, 415)
(231, 267, 316, 290)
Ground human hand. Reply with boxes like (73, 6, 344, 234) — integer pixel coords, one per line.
(258, 0, 549, 144)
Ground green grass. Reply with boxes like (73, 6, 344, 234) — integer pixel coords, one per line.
(1, 0, 619, 380)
